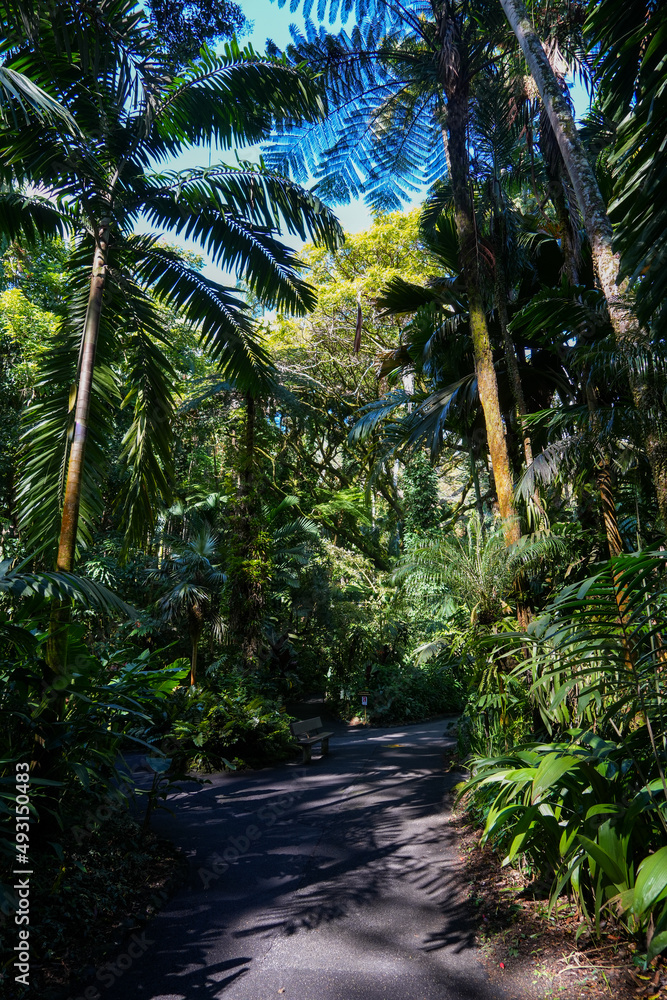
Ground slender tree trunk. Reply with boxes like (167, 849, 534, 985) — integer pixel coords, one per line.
(57, 224, 109, 573)
(494, 273, 536, 625)
(46, 224, 109, 674)
(470, 443, 484, 522)
(190, 638, 198, 687)
(471, 285, 519, 540)
(228, 392, 266, 668)
(243, 391, 255, 495)
(445, 87, 519, 543)
(494, 259, 533, 472)
(186, 604, 205, 686)
(501, 0, 667, 526)
(548, 167, 580, 285)
(499, 0, 631, 329)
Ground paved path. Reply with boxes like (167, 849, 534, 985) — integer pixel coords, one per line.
(100, 719, 506, 1000)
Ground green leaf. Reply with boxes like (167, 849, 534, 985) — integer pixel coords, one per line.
(647, 930, 667, 962)
(69, 762, 91, 789)
(531, 754, 581, 804)
(144, 757, 172, 774)
(576, 835, 626, 885)
(633, 847, 667, 915)
(483, 803, 525, 840)
(504, 805, 539, 864)
(559, 823, 578, 858)
(585, 803, 622, 819)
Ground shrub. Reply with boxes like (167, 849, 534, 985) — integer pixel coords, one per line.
(366, 658, 466, 724)
(462, 732, 667, 959)
(164, 677, 296, 770)
(0, 630, 187, 861)
(459, 546, 667, 961)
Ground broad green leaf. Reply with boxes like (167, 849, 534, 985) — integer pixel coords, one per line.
(505, 806, 539, 864)
(144, 757, 172, 774)
(576, 835, 625, 885)
(69, 762, 91, 789)
(585, 803, 621, 819)
(647, 930, 667, 962)
(483, 803, 525, 840)
(531, 754, 581, 803)
(633, 847, 667, 914)
(559, 824, 578, 858)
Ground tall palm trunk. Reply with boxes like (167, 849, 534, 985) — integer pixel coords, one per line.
(228, 391, 266, 668)
(494, 250, 533, 473)
(469, 440, 485, 522)
(498, 0, 632, 336)
(243, 391, 255, 496)
(446, 85, 519, 543)
(46, 223, 109, 674)
(494, 261, 535, 625)
(56, 225, 109, 571)
(546, 159, 580, 286)
(500, 0, 667, 526)
(187, 606, 203, 686)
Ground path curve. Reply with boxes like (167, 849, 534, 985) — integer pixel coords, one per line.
(98, 719, 506, 1000)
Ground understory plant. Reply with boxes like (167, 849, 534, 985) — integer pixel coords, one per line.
(460, 545, 667, 960)
(365, 656, 466, 724)
(161, 675, 296, 770)
(1, 635, 188, 836)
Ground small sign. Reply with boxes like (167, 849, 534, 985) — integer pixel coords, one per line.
(361, 695, 368, 706)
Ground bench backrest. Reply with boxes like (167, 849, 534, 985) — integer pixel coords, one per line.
(291, 717, 323, 737)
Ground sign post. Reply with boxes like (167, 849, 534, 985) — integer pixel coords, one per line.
(359, 691, 369, 725)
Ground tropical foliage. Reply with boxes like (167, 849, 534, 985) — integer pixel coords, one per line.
(1, 0, 666, 989)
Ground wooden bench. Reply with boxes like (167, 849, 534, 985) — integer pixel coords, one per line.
(290, 717, 334, 764)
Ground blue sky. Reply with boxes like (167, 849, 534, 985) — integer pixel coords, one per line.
(140, 0, 378, 261)
(141, 0, 592, 282)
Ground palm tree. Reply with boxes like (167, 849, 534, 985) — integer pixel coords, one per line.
(394, 512, 563, 625)
(495, 0, 667, 531)
(353, 189, 572, 534)
(586, 0, 667, 331)
(509, 280, 649, 560)
(352, 209, 488, 494)
(152, 529, 226, 687)
(0, 3, 342, 670)
(265, 4, 520, 540)
(496, 0, 633, 337)
(585, 0, 667, 524)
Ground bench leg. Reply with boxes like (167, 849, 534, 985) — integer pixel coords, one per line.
(301, 744, 312, 764)
(321, 737, 330, 756)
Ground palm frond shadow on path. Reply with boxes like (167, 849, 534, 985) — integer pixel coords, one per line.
(99, 719, 506, 1000)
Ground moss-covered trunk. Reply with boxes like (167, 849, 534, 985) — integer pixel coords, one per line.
(495, 258, 533, 474)
(501, 0, 667, 526)
(227, 392, 267, 668)
(498, 0, 632, 333)
(446, 86, 519, 542)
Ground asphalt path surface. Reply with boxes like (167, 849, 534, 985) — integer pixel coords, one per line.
(97, 718, 506, 1000)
